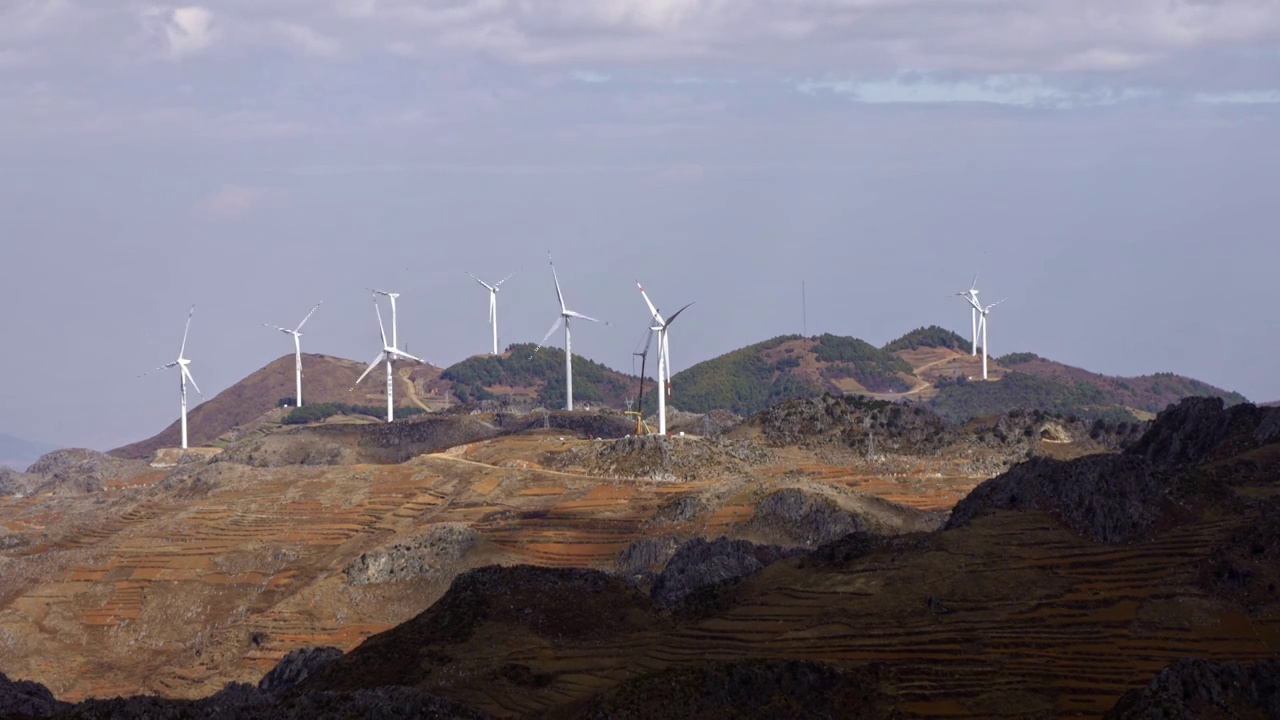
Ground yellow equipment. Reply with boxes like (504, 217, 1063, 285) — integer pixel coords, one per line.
(625, 410, 652, 436)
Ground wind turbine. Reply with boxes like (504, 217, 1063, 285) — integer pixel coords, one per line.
(964, 295, 1006, 380)
(955, 272, 981, 356)
(467, 272, 515, 356)
(636, 281, 693, 436)
(537, 253, 605, 411)
(141, 305, 203, 450)
(264, 301, 321, 407)
(351, 290, 425, 422)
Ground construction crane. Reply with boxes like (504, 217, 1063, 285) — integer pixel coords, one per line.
(628, 327, 655, 436)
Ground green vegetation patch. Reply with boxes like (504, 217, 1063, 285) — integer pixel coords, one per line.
(882, 326, 970, 353)
(998, 352, 1040, 366)
(812, 334, 914, 393)
(929, 371, 1137, 424)
(668, 335, 821, 416)
(441, 342, 633, 408)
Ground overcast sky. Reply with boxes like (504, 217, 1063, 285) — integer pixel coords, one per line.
(2, 1, 1279, 451)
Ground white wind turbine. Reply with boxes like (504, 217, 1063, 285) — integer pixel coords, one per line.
(264, 301, 321, 407)
(351, 290, 425, 422)
(955, 272, 981, 356)
(467, 272, 515, 355)
(141, 305, 204, 450)
(636, 281, 693, 436)
(964, 294, 1006, 380)
(538, 253, 606, 411)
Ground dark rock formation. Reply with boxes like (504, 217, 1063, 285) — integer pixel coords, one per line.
(946, 454, 1165, 543)
(343, 524, 479, 585)
(0, 672, 69, 717)
(651, 537, 803, 609)
(949, 398, 1280, 544)
(257, 647, 343, 694)
(616, 536, 682, 574)
(1105, 658, 1280, 719)
(742, 488, 866, 547)
(755, 395, 957, 455)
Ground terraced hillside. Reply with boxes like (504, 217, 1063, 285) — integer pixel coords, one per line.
(112, 354, 446, 460)
(4, 415, 1017, 700)
(287, 398, 1280, 719)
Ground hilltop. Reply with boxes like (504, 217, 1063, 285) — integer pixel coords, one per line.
(667, 334, 917, 416)
(111, 354, 445, 460)
(428, 342, 639, 409)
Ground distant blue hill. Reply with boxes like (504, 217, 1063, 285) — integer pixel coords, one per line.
(0, 433, 59, 469)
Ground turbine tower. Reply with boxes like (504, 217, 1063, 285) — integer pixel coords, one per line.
(538, 253, 604, 411)
(636, 281, 693, 436)
(141, 305, 204, 450)
(964, 295, 1006, 380)
(955, 272, 981, 356)
(265, 301, 321, 407)
(467, 272, 515, 355)
(351, 290, 425, 422)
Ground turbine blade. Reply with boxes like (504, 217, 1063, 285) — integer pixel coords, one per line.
(636, 281, 662, 324)
(538, 317, 563, 347)
(353, 352, 384, 387)
(178, 305, 195, 358)
(970, 271, 980, 291)
(140, 361, 179, 378)
(391, 349, 425, 363)
(181, 365, 203, 398)
(549, 252, 566, 313)
(664, 302, 694, 327)
(468, 273, 495, 292)
(564, 310, 600, 323)
(374, 298, 388, 347)
(494, 271, 515, 287)
(265, 324, 294, 334)
(294, 301, 322, 332)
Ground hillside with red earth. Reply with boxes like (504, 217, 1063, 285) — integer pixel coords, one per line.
(112, 354, 445, 460)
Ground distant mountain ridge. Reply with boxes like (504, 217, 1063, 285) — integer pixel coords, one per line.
(110, 328, 1250, 455)
(0, 433, 58, 468)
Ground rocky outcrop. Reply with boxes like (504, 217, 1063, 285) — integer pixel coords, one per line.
(1124, 397, 1266, 469)
(1105, 658, 1280, 719)
(755, 395, 959, 455)
(0, 467, 43, 497)
(946, 454, 1164, 543)
(24, 449, 149, 494)
(0, 672, 69, 717)
(740, 488, 867, 547)
(616, 536, 682, 574)
(257, 647, 343, 694)
(949, 398, 1280, 544)
(650, 537, 803, 609)
(547, 434, 770, 480)
(343, 524, 479, 586)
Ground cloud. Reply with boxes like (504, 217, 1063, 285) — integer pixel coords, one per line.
(195, 184, 276, 219)
(569, 70, 611, 83)
(1194, 90, 1280, 105)
(797, 72, 1162, 109)
(275, 23, 342, 57)
(146, 6, 216, 59)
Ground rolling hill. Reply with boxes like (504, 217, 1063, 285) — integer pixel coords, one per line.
(111, 354, 446, 460)
(428, 343, 640, 410)
(666, 334, 916, 416)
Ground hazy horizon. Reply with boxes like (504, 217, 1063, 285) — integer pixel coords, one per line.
(2, 1, 1278, 451)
